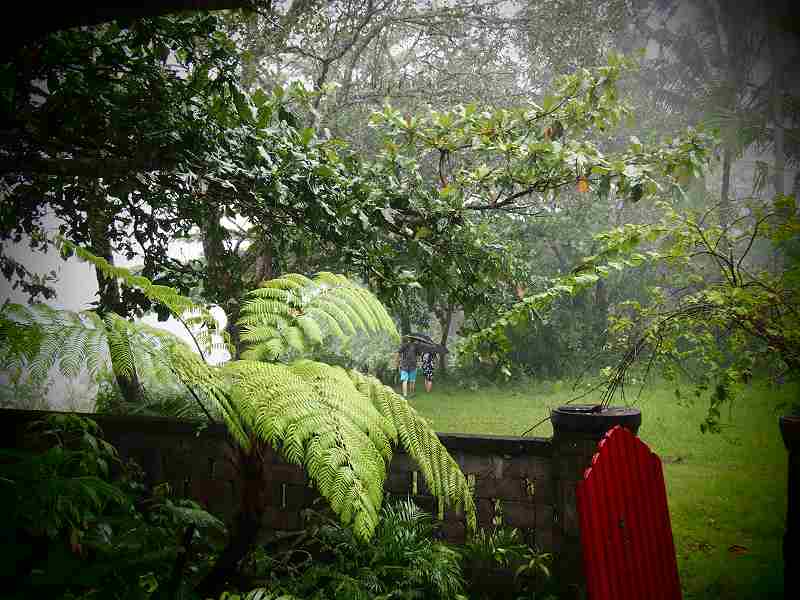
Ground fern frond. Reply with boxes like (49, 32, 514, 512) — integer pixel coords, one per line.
(307, 296, 358, 337)
(238, 272, 398, 363)
(246, 287, 292, 303)
(313, 272, 351, 287)
(240, 337, 285, 362)
(304, 306, 346, 339)
(280, 326, 307, 354)
(0, 310, 42, 371)
(348, 370, 477, 534)
(104, 314, 137, 379)
(293, 315, 323, 346)
(261, 273, 314, 291)
(239, 324, 280, 344)
(0, 303, 114, 383)
(61, 239, 224, 346)
(0, 301, 225, 425)
(165, 343, 249, 447)
(160, 501, 226, 531)
(224, 359, 397, 539)
(320, 290, 369, 332)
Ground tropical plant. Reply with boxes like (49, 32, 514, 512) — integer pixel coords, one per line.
(0, 370, 52, 410)
(0, 244, 478, 597)
(0, 413, 225, 600)
(459, 526, 554, 600)
(0, 295, 221, 421)
(239, 498, 464, 600)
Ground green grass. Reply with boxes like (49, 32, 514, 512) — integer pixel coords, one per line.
(406, 378, 790, 599)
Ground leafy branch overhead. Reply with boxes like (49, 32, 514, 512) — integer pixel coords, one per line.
(367, 54, 713, 222)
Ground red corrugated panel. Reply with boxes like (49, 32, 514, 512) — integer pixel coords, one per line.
(576, 425, 682, 600)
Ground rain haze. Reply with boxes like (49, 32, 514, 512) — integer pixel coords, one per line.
(1, 1, 799, 597)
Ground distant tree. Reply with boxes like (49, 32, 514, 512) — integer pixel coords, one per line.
(628, 0, 800, 227)
(365, 55, 711, 365)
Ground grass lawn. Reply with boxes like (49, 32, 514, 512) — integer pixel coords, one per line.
(405, 377, 790, 600)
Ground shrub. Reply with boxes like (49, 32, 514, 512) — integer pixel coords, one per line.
(239, 498, 464, 600)
(0, 414, 225, 600)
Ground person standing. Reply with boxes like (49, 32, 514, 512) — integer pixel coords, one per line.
(398, 337, 419, 398)
(397, 334, 447, 398)
(421, 351, 436, 393)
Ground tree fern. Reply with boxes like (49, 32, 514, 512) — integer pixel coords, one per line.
(0, 302, 216, 420)
(1, 303, 109, 383)
(59, 237, 230, 358)
(2, 246, 477, 550)
(348, 370, 477, 533)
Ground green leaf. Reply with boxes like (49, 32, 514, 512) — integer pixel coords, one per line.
(574, 273, 599, 286)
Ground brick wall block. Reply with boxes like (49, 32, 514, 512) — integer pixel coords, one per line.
(500, 500, 536, 529)
(474, 476, 528, 501)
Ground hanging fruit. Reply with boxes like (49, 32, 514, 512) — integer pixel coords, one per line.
(576, 175, 589, 193)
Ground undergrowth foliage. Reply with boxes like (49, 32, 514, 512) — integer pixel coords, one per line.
(241, 498, 465, 600)
(0, 414, 226, 599)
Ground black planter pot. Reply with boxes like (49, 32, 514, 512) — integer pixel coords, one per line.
(780, 414, 800, 450)
(550, 405, 642, 437)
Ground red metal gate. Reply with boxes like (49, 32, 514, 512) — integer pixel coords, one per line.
(576, 425, 681, 600)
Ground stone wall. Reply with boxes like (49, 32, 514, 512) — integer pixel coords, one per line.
(2, 410, 568, 553)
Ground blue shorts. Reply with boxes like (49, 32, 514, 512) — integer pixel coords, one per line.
(400, 369, 417, 382)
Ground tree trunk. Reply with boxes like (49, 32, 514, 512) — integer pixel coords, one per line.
(594, 278, 608, 340)
(86, 190, 142, 405)
(548, 241, 569, 273)
(253, 238, 274, 285)
(436, 304, 454, 377)
(226, 303, 243, 361)
(202, 204, 230, 301)
(770, 18, 785, 199)
(202, 202, 244, 359)
(770, 33, 787, 273)
(196, 443, 268, 599)
(720, 145, 733, 249)
(400, 310, 411, 335)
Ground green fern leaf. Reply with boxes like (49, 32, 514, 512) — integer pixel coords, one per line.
(239, 272, 398, 363)
(347, 370, 477, 534)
